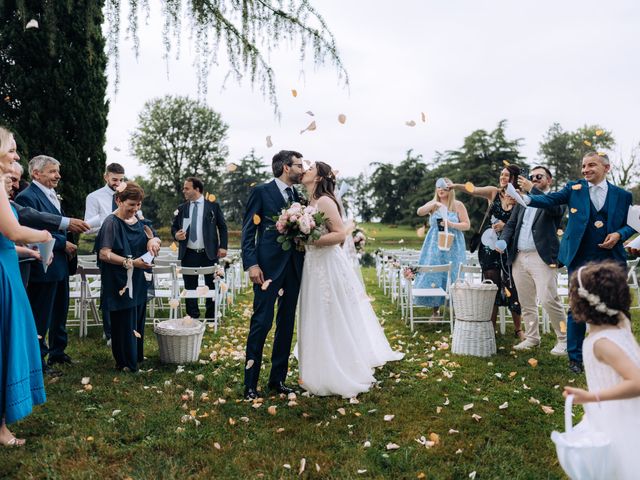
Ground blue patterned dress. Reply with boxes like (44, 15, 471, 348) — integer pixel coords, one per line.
(0, 206, 46, 424)
(413, 211, 466, 306)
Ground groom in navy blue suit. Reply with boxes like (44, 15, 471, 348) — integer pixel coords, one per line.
(524, 152, 635, 373)
(15, 155, 77, 376)
(241, 150, 305, 399)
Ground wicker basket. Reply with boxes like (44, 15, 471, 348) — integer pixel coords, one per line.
(154, 318, 206, 364)
(451, 280, 498, 321)
(452, 319, 496, 357)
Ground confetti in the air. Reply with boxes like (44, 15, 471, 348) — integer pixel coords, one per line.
(338, 114, 346, 124)
(300, 121, 317, 134)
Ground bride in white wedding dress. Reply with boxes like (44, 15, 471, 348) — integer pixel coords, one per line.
(297, 161, 404, 398)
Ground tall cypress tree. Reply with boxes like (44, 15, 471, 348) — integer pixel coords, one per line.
(0, 0, 108, 219)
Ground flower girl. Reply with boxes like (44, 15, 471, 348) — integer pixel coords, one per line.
(563, 260, 640, 479)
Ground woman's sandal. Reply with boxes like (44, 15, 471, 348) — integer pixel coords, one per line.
(1, 436, 26, 447)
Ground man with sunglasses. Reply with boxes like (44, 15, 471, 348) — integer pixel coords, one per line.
(501, 166, 567, 355)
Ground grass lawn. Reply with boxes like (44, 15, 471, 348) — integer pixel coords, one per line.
(2, 263, 597, 480)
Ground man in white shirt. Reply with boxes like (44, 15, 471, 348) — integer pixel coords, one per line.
(84, 163, 125, 234)
(500, 166, 567, 354)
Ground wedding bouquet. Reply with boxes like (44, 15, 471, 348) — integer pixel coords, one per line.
(352, 227, 367, 253)
(273, 202, 327, 251)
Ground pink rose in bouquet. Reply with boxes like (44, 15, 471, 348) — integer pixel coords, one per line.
(272, 203, 327, 251)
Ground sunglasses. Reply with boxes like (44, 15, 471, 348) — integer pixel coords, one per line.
(529, 174, 546, 181)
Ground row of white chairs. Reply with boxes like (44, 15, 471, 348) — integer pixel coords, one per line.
(68, 249, 250, 337)
(375, 248, 640, 334)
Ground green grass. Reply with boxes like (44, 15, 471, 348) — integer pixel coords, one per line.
(2, 266, 594, 479)
(359, 223, 425, 251)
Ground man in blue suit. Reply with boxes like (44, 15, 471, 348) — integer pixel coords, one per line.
(522, 152, 635, 373)
(15, 155, 78, 376)
(241, 150, 305, 399)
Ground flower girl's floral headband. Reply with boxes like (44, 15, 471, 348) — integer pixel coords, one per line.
(577, 266, 620, 317)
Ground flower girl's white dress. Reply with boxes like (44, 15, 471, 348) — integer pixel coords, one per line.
(296, 241, 403, 398)
(582, 319, 640, 480)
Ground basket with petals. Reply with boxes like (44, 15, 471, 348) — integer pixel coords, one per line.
(154, 316, 205, 364)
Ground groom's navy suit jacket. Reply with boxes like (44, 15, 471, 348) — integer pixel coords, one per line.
(527, 179, 634, 268)
(241, 180, 304, 280)
(15, 184, 70, 283)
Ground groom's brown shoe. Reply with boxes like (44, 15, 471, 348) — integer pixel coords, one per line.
(268, 381, 295, 395)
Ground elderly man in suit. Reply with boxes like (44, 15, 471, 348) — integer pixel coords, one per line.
(171, 176, 228, 320)
(241, 150, 305, 400)
(500, 166, 567, 355)
(521, 152, 635, 373)
(15, 155, 78, 375)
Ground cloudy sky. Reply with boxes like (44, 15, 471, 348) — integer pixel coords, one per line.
(105, 0, 640, 180)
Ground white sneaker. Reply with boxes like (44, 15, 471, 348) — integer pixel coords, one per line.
(513, 339, 540, 351)
(550, 342, 567, 356)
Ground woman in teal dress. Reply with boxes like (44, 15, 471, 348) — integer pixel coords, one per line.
(96, 182, 160, 372)
(0, 127, 52, 446)
(413, 179, 470, 316)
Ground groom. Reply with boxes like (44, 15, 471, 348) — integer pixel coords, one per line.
(241, 150, 305, 400)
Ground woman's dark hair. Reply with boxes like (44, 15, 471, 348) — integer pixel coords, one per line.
(569, 260, 630, 325)
(115, 182, 144, 203)
(185, 176, 204, 193)
(272, 150, 303, 177)
(503, 164, 521, 189)
(312, 161, 341, 212)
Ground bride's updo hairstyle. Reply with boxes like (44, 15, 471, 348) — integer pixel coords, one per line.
(312, 161, 341, 212)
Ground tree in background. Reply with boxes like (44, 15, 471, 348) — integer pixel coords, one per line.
(0, 1, 108, 219)
(220, 150, 270, 225)
(130, 95, 229, 199)
(338, 173, 374, 223)
(538, 123, 615, 186)
(436, 120, 525, 236)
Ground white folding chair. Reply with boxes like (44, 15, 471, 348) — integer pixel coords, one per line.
(78, 265, 102, 338)
(148, 264, 180, 321)
(177, 266, 223, 331)
(627, 258, 640, 310)
(407, 263, 453, 332)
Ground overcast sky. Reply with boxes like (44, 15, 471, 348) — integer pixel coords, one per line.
(105, 0, 640, 181)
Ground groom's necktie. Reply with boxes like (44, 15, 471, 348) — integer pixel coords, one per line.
(111, 193, 118, 212)
(285, 187, 295, 203)
(189, 201, 199, 242)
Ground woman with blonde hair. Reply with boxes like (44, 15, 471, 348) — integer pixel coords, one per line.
(413, 179, 470, 318)
(0, 126, 52, 446)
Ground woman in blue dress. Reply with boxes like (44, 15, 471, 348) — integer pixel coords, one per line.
(96, 182, 160, 372)
(0, 127, 51, 446)
(413, 179, 470, 317)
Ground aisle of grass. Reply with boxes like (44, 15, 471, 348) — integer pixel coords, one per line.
(0, 265, 588, 479)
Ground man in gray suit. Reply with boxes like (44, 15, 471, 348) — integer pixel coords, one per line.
(501, 166, 567, 354)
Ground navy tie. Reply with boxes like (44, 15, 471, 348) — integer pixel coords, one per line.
(189, 202, 198, 242)
(285, 187, 295, 203)
(111, 194, 118, 212)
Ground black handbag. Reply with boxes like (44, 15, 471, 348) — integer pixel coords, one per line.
(469, 200, 492, 253)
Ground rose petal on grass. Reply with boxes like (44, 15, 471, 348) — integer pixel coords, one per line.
(386, 443, 400, 450)
(463, 403, 474, 411)
(299, 458, 306, 475)
(541, 405, 555, 415)
(528, 358, 538, 368)
(471, 414, 482, 422)
(363, 440, 371, 448)
(337, 408, 346, 416)
(383, 414, 395, 421)
(267, 405, 277, 416)
(499, 402, 509, 410)
(213, 442, 221, 450)
(81, 377, 91, 385)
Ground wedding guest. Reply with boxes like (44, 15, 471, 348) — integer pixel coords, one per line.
(171, 176, 228, 319)
(96, 182, 160, 372)
(522, 152, 634, 374)
(447, 165, 524, 338)
(414, 178, 469, 318)
(562, 261, 640, 479)
(84, 162, 126, 234)
(7, 161, 26, 200)
(0, 126, 51, 447)
(500, 166, 567, 353)
(15, 155, 78, 376)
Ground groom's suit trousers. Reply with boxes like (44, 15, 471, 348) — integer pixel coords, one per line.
(244, 255, 301, 389)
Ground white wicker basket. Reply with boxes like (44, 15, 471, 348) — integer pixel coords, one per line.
(452, 319, 496, 357)
(154, 318, 206, 364)
(451, 280, 498, 321)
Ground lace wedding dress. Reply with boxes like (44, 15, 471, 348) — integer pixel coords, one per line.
(297, 240, 404, 398)
(582, 318, 640, 479)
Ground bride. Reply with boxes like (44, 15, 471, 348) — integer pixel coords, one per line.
(297, 161, 403, 398)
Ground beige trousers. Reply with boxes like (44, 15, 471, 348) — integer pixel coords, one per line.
(512, 250, 567, 343)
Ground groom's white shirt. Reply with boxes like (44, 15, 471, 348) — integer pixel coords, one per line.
(274, 178, 293, 203)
